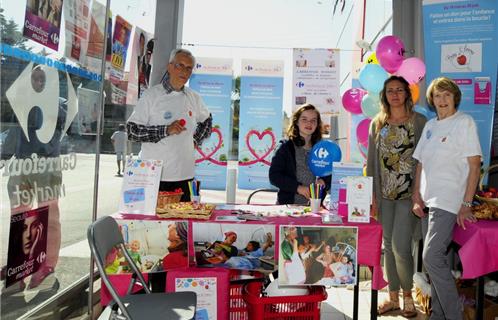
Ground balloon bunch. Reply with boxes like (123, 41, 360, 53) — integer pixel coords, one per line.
(342, 35, 427, 151)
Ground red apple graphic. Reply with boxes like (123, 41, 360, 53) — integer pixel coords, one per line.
(457, 54, 467, 65)
(179, 119, 186, 126)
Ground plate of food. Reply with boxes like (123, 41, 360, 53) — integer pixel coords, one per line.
(156, 202, 216, 219)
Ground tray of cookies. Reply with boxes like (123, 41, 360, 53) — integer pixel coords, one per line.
(156, 202, 216, 219)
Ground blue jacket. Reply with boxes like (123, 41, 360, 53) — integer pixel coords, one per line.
(269, 139, 331, 204)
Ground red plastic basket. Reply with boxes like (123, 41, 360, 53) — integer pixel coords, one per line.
(230, 281, 248, 320)
(229, 270, 265, 320)
(242, 281, 327, 319)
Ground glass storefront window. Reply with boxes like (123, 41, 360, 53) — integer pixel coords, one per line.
(1, 1, 155, 318)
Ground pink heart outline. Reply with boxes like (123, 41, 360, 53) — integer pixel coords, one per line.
(195, 127, 227, 166)
(239, 129, 276, 166)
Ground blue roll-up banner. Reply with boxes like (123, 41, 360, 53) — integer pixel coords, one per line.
(238, 60, 284, 189)
(190, 58, 233, 190)
(423, 0, 498, 172)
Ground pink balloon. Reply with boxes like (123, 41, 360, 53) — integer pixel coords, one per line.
(356, 118, 371, 148)
(395, 57, 426, 84)
(376, 35, 405, 73)
(342, 88, 367, 114)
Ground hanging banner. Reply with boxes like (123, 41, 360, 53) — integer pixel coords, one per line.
(110, 16, 132, 104)
(127, 27, 154, 105)
(292, 48, 341, 133)
(63, 0, 91, 64)
(423, 0, 498, 170)
(189, 58, 233, 190)
(111, 15, 132, 74)
(23, 0, 63, 50)
(238, 60, 284, 189)
(85, 2, 109, 74)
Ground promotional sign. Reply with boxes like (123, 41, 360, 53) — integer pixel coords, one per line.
(346, 176, 372, 223)
(278, 225, 358, 286)
(238, 59, 284, 189)
(77, 87, 101, 135)
(118, 159, 162, 215)
(23, 0, 63, 50)
(127, 27, 154, 105)
(6, 206, 49, 287)
(308, 140, 342, 177)
(189, 58, 233, 190)
(292, 48, 341, 131)
(63, 0, 91, 64)
(85, 2, 110, 74)
(111, 15, 132, 73)
(423, 0, 498, 170)
(329, 162, 364, 211)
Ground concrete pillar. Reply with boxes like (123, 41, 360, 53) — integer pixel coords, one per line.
(150, 0, 184, 87)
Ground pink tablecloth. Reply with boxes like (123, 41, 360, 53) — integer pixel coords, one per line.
(114, 210, 387, 288)
(453, 220, 498, 279)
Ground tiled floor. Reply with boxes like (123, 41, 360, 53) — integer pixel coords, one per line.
(320, 282, 428, 320)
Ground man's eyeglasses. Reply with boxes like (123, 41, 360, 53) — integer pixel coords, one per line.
(386, 88, 406, 95)
(172, 62, 193, 73)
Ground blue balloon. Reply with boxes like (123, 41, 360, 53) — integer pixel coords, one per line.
(308, 140, 342, 177)
(359, 64, 389, 93)
(414, 104, 436, 119)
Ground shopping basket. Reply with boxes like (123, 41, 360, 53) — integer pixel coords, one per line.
(242, 281, 327, 319)
(229, 270, 265, 320)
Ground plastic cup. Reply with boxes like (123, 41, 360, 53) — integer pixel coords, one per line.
(191, 195, 201, 209)
(310, 198, 321, 214)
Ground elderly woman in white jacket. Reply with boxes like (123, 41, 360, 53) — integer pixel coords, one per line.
(412, 77, 481, 320)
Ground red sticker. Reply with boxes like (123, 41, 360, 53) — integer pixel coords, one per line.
(189, 111, 193, 117)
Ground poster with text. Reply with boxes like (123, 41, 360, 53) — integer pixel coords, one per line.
(127, 27, 153, 105)
(108, 219, 189, 274)
(118, 159, 162, 215)
(278, 225, 358, 286)
(346, 176, 372, 223)
(63, 0, 91, 64)
(6, 206, 49, 287)
(423, 0, 498, 171)
(329, 162, 364, 211)
(23, 0, 63, 50)
(85, 2, 109, 74)
(111, 15, 132, 73)
(292, 48, 341, 122)
(238, 59, 284, 189)
(77, 87, 101, 135)
(190, 58, 233, 190)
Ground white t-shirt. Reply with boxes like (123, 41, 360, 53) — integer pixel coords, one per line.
(111, 131, 127, 153)
(413, 111, 482, 214)
(127, 84, 210, 181)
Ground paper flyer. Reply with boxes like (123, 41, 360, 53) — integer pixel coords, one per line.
(174, 277, 217, 320)
(118, 159, 162, 215)
(329, 162, 364, 211)
(346, 176, 372, 223)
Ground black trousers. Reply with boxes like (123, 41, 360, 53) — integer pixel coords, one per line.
(159, 179, 192, 202)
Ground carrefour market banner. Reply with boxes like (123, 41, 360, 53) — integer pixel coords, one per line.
(190, 58, 233, 190)
(292, 48, 341, 133)
(238, 60, 284, 189)
(423, 0, 498, 169)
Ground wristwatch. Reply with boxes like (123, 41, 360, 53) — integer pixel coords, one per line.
(461, 201, 472, 208)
